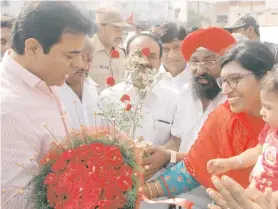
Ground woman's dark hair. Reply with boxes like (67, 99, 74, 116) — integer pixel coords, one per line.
(12, 1, 94, 55)
(126, 33, 163, 59)
(152, 22, 187, 43)
(260, 64, 278, 93)
(221, 40, 275, 79)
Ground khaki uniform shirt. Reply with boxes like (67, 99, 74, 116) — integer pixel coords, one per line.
(89, 34, 126, 90)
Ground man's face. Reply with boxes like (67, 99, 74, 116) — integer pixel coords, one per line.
(101, 24, 124, 48)
(1, 27, 12, 58)
(128, 36, 161, 69)
(161, 38, 186, 76)
(188, 49, 221, 100)
(31, 33, 86, 86)
(66, 41, 93, 86)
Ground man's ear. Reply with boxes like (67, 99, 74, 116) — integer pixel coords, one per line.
(246, 26, 254, 37)
(24, 38, 43, 58)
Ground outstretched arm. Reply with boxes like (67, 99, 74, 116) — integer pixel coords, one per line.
(207, 144, 262, 175)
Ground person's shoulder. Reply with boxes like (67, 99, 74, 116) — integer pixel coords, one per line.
(100, 82, 126, 98)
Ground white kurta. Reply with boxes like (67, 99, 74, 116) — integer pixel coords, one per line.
(101, 81, 179, 209)
(57, 77, 103, 130)
(159, 65, 191, 91)
(171, 83, 226, 209)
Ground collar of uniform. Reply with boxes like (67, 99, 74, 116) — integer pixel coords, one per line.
(92, 34, 106, 52)
(2, 50, 42, 87)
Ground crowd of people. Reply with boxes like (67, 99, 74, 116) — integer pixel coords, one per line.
(1, 1, 278, 209)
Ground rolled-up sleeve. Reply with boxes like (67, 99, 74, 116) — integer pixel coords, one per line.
(1, 112, 40, 209)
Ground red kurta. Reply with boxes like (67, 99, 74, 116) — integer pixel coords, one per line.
(185, 102, 265, 189)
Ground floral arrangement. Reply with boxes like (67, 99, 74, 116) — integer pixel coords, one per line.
(32, 127, 142, 209)
(99, 48, 165, 141)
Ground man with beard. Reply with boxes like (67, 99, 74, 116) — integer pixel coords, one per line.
(141, 28, 236, 209)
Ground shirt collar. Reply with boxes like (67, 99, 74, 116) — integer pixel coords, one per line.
(112, 81, 158, 102)
(92, 34, 106, 52)
(2, 50, 42, 87)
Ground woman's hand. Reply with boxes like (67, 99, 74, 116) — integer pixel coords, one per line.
(207, 158, 232, 175)
(206, 176, 276, 209)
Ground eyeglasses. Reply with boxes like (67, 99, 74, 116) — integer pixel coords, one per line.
(216, 73, 256, 89)
(188, 57, 221, 69)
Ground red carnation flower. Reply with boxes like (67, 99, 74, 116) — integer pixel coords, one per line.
(51, 158, 67, 172)
(141, 48, 151, 57)
(116, 176, 133, 191)
(110, 50, 120, 58)
(40, 150, 61, 165)
(120, 94, 130, 102)
(44, 173, 58, 186)
(125, 104, 132, 111)
(106, 76, 115, 87)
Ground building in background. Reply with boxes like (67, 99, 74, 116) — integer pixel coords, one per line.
(1, 0, 277, 30)
(215, 0, 278, 27)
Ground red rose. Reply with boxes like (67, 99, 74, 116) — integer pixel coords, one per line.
(141, 48, 151, 57)
(44, 173, 58, 186)
(120, 94, 130, 102)
(110, 50, 120, 58)
(106, 76, 115, 87)
(125, 104, 132, 111)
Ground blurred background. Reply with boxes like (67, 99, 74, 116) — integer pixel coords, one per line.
(1, 0, 278, 43)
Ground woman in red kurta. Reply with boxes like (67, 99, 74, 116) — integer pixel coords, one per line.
(142, 38, 275, 201)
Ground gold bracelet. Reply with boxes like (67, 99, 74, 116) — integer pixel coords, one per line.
(153, 181, 160, 198)
(146, 182, 153, 199)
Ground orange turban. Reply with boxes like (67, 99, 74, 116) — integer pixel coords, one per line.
(181, 27, 236, 61)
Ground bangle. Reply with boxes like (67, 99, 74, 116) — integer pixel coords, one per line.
(146, 182, 153, 199)
(153, 181, 160, 198)
(237, 155, 243, 168)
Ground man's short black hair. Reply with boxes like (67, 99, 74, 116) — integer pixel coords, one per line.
(12, 1, 94, 55)
(126, 33, 163, 59)
(152, 22, 187, 43)
(1, 15, 15, 28)
(188, 26, 199, 34)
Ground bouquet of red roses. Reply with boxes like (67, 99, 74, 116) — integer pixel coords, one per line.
(33, 127, 142, 209)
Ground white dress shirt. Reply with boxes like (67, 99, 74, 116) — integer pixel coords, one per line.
(57, 77, 103, 130)
(159, 65, 191, 91)
(101, 81, 179, 209)
(171, 83, 226, 209)
(1, 51, 70, 209)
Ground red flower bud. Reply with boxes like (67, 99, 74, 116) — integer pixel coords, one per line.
(141, 48, 151, 57)
(125, 104, 132, 111)
(110, 50, 120, 58)
(106, 77, 115, 87)
(120, 94, 130, 102)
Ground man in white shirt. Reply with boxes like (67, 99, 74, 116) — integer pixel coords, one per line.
(101, 33, 180, 209)
(153, 23, 191, 90)
(1, 2, 93, 208)
(57, 36, 103, 129)
(142, 28, 236, 209)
